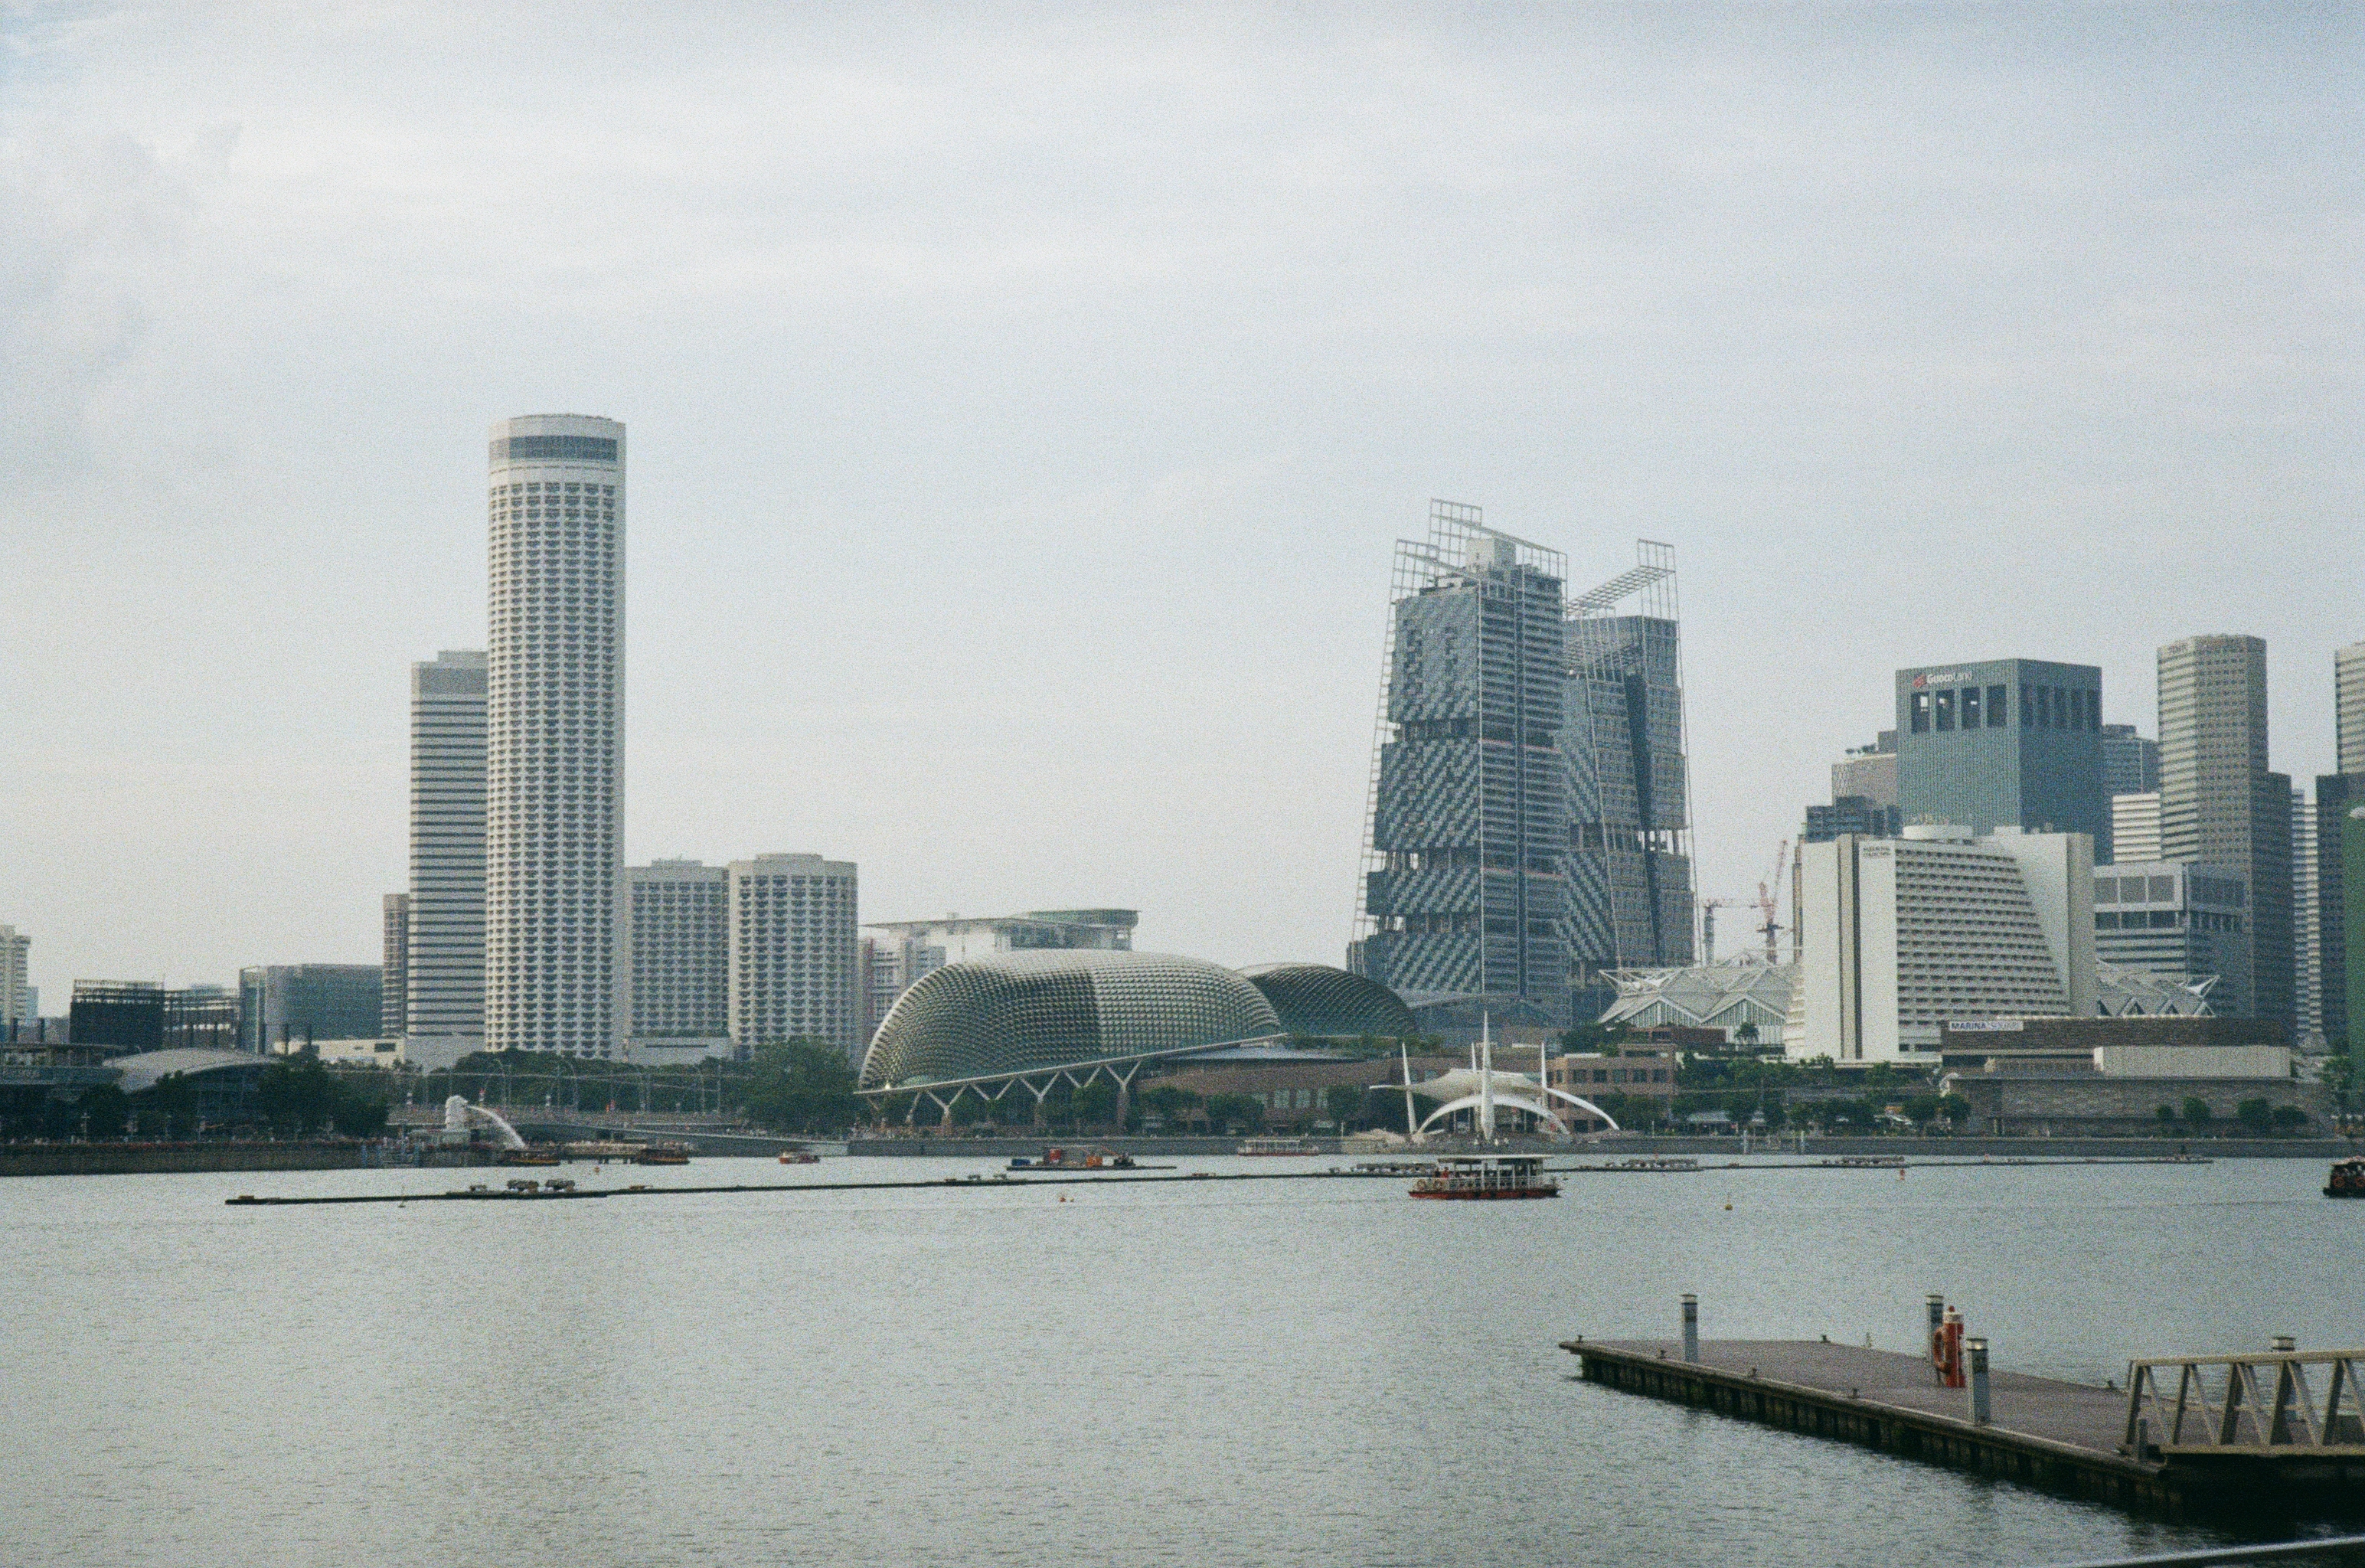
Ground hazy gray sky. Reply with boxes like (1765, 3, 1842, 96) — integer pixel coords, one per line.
(4, 3, 2359, 1004)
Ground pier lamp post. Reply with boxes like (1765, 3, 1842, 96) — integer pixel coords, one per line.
(1681, 1294, 1700, 1362)
(1966, 1338, 1991, 1425)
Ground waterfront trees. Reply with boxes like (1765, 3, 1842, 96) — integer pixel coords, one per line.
(77, 1083, 130, 1138)
(253, 1051, 389, 1137)
(736, 1040, 864, 1133)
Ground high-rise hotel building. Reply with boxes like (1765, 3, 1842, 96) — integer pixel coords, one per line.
(626, 861, 730, 1041)
(406, 650, 487, 1060)
(485, 416, 625, 1057)
(728, 855, 861, 1060)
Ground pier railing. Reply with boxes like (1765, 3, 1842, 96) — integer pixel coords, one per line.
(2124, 1350, 2365, 1457)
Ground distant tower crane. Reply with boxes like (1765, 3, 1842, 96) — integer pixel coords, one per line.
(1756, 838, 1791, 961)
(1697, 898, 1743, 963)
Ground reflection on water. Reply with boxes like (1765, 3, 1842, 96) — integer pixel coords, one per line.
(5, 1155, 2357, 1566)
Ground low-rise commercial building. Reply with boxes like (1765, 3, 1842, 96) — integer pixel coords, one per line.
(1936, 1014, 2315, 1135)
(240, 965, 384, 1054)
(1939, 1014, 2286, 1070)
(1147, 1054, 1464, 1131)
(273, 1037, 405, 1067)
(1941, 1068, 2326, 1138)
(1548, 1044, 1677, 1113)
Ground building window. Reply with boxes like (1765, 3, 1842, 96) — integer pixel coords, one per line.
(1962, 686, 1981, 727)
(1986, 684, 2007, 727)
(1935, 691, 1955, 731)
(2021, 684, 2033, 727)
(1912, 692, 1931, 733)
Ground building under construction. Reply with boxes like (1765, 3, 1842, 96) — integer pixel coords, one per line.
(1352, 503, 1695, 1032)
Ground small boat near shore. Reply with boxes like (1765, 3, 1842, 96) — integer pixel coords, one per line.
(2327, 1156, 2365, 1197)
(632, 1145, 691, 1166)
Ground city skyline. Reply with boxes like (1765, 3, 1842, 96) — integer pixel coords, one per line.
(6, 9, 2359, 1003)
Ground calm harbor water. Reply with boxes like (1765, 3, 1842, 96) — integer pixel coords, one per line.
(6, 1155, 2360, 1567)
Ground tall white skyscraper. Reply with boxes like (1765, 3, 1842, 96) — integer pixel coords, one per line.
(727, 854, 860, 1060)
(485, 416, 626, 1057)
(406, 651, 486, 1063)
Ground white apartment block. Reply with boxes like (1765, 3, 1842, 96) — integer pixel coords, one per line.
(1788, 825, 2096, 1066)
(0, 923, 29, 1030)
(406, 650, 486, 1067)
(484, 416, 625, 1058)
(727, 855, 859, 1059)
(626, 861, 729, 1040)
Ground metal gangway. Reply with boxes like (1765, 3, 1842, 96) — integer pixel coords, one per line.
(2123, 1344, 2365, 1462)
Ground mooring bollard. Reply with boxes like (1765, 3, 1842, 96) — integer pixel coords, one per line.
(1967, 1337, 1991, 1426)
(1681, 1292, 1699, 1362)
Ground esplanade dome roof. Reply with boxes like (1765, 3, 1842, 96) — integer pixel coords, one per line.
(1237, 963, 1419, 1040)
(858, 951, 1285, 1089)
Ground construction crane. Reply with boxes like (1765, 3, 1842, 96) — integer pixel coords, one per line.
(1755, 838, 1791, 961)
(1697, 898, 1744, 963)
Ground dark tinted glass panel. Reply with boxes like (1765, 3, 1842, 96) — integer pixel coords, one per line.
(1935, 691, 1955, 730)
(1987, 684, 2007, 727)
(493, 435, 619, 464)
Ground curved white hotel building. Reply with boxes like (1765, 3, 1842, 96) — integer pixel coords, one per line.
(485, 415, 625, 1057)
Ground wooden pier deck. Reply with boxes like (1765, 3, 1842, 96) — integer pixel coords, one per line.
(1563, 1338, 2180, 1513)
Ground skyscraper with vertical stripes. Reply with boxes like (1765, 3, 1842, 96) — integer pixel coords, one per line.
(2157, 634, 2290, 1030)
(405, 650, 485, 1059)
(485, 416, 625, 1057)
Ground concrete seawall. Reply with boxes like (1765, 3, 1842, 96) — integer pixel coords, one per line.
(0, 1143, 387, 1178)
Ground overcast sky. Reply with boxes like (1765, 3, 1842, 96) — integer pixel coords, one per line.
(3, 3, 2359, 1005)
